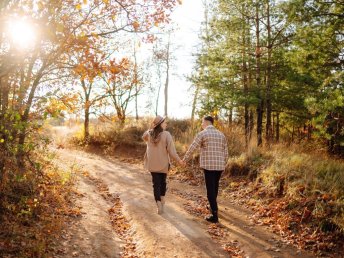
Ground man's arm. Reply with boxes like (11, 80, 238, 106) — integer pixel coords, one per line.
(183, 133, 202, 162)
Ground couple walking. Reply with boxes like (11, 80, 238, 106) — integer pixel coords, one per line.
(142, 115, 228, 223)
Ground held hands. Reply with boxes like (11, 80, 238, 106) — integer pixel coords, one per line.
(178, 159, 186, 167)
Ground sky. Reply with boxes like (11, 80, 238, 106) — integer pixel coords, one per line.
(132, 0, 205, 119)
(166, 0, 204, 119)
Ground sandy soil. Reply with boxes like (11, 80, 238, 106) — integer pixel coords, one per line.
(53, 177, 123, 258)
(51, 147, 315, 258)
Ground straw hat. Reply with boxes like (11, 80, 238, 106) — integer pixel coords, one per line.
(151, 115, 166, 129)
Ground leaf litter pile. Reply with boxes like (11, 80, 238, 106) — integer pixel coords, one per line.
(223, 178, 344, 257)
(0, 157, 77, 257)
(83, 171, 138, 258)
(108, 197, 138, 258)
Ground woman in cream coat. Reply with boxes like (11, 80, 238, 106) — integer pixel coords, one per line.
(142, 115, 184, 214)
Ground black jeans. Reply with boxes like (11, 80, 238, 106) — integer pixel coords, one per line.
(204, 169, 222, 213)
(151, 172, 167, 202)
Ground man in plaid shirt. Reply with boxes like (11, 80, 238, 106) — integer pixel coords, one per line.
(183, 116, 228, 223)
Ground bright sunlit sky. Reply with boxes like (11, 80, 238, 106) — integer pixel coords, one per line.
(6, 17, 36, 50)
(168, 1, 204, 119)
(134, 0, 205, 119)
(6, 1, 205, 120)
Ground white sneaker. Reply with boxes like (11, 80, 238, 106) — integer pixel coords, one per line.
(161, 196, 165, 213)
(156, 201, 163, 214)
(161, 196, 166, 205)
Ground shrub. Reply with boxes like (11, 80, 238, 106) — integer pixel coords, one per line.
(0, 149, 75, 257)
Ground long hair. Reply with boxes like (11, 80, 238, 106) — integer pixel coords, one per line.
(149, 124, 163, 144)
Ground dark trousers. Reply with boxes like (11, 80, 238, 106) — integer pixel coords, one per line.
(151, 172, 167, 202)
(204, 169, 222, 213)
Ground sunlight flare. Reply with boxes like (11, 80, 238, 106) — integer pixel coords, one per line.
(7, 18, 36, 49)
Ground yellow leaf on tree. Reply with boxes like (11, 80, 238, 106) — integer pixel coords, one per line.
(76, 4, 82, 10)
(132, 21, 140, 31)
(91, 32, 98, 38)
(103, 0, 109, 4)
(83, 0, 88, 4)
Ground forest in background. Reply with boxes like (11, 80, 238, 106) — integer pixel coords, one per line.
(189, 0, 343, 155)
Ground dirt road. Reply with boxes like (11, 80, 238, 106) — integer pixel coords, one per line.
(53, 148, 314, 258)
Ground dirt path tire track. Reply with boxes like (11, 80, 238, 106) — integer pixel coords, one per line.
(53, 170, 123, 257)
(55, 148, 315, 258)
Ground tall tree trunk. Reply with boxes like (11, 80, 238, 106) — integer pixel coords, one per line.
(265, 0, 273, 145)
(164, 37, 170, 117)
(242, 8, 249, 148)
(276, 112, 280, 142)
(81, 79, 91, 141)
(84, 104, 90, 141)
(17, 70, 44, 166)
(228, 108, 233, 124)
(155, 85, 160, 116)
(155, 64, 162, 116)
(135, 83, 138, 120)
(249, 109, 254, 142)
(247, 29, 254, 144)
(18, 73, 42, 145)
(0, 75, 9, 113)
(133, 41, 139, 121)
(191, 83, 200, 130)
(115, 106, 126, 125)
(0, 78, 2, 112)
(272, 112, 275, 141)
(307, 124, 312, 140)
(244, 104, 249, 146)
(255, 2, 263, 147)
(163, 66, 169, 117)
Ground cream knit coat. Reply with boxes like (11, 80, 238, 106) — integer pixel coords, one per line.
(142, 130, 181, 173)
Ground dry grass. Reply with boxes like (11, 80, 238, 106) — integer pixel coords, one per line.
(70, 118, 146, 147)
(227, 142, 344, 232)
(262, 146, 344, 230)
(68, 117, 192, 157)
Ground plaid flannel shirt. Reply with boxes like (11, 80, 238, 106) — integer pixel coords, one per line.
(184, 125, 228, 171)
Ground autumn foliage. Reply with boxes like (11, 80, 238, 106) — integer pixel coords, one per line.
(0, 0, 179, 256)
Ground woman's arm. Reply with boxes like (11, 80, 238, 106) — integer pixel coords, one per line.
(166, 132, 182, 162)
(142, 130, 149, 142)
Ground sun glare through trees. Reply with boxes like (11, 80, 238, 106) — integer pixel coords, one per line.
(0, 0, 343, 257)
(6, 18, 37, 50)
